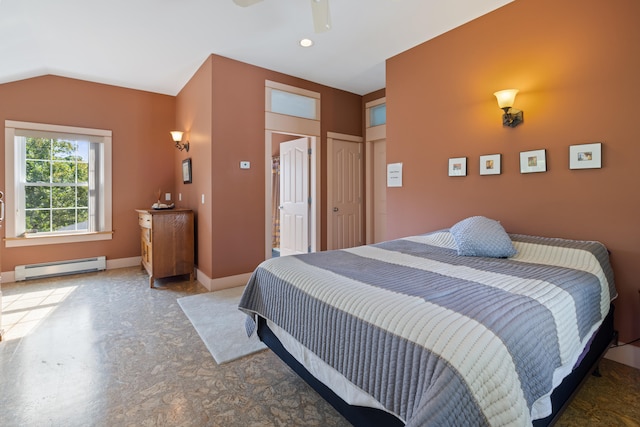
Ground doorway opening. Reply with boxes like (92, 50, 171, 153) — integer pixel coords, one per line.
(365, 97, 387, 244)
(264, 80, 321, 260)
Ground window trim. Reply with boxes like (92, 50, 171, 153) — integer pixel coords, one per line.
(4, 120, 113, 247)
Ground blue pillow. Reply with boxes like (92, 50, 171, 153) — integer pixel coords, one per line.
(450, 216, 517, 258)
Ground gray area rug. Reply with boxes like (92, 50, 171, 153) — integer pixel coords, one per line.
(178, 286, 266, 364)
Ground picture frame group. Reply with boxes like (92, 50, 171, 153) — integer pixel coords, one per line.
(448, 142, 602, 177)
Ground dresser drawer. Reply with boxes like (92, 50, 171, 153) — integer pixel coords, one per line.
(138, 213, 152, 229)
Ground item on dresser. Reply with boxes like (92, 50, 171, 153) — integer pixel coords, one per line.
(136, 209, 194, 288)
(151, 202, 175, 210)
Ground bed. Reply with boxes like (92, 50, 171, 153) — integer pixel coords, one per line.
(239, 217, 617, 426)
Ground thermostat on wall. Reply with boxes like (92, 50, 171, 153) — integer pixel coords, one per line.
(240, 161, 250, 169)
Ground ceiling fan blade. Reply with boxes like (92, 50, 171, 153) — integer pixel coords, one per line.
(233, 0, 263, 7)
(310, 0, 331, 33)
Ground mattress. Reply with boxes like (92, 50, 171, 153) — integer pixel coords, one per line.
(239, 230, 617, 426)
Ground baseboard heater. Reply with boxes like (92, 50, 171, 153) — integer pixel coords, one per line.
(14, 256, 106, 281)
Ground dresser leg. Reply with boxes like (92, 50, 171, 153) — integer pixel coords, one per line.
(149, 276, 154, 288)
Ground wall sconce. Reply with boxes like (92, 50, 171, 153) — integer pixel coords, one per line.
(170, 131, 190, 152)
(493, 89, 523, 128)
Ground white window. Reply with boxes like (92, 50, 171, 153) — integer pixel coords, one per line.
(4, 121, 112, 247)
(370, 103, 386, 126)
(265, 80, 320, 121)
(366, 98, 386, 128)
(270, 89, 317, 120)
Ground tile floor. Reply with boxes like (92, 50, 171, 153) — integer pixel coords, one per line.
(0, 267, 638, 427)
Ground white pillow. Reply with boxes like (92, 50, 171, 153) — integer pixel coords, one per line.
(450, 216, 517, 258)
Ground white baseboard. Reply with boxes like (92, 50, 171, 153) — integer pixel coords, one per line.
(1, 270, 15, 283)
(106, 256, 140, 270)
(604, 342, 640, 370)
(0, 257, 248, 293)
(196, 268, 251, 292)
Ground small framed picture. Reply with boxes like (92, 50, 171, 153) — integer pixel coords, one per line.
(520, 149, 546, 173)
(182, 158, 192, 184)
(569, 142, 602, 169)
(448, 157, 467, 176)
(480, 154, 501, 175)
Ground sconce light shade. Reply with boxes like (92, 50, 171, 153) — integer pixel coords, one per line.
(494, 89, 518, 109)
(170, 131, 189, 152)
(493, 89, 523, 128)
(170, 131, 184, 142)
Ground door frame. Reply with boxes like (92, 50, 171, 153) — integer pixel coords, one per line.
(326, 132, 363, 250)
(365, 97, 387, 244)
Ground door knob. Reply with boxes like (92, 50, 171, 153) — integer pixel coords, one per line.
(333, 207, 338, 212)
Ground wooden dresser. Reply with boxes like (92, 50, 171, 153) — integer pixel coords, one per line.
(136, 208, 194, 288)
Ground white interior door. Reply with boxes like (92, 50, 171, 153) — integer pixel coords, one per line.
(372, 139, 387, 243)
(329, 137, 362, 250)
(279, 138, 310, 256)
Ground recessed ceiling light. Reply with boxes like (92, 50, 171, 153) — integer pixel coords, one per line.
(299, 38, 314, 48)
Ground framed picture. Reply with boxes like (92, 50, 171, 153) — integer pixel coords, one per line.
(448, 157, 467, 176)
(569, 142, 602, 169)
(480, 154, 501, 175)
(182, 158, 192, 184)
(520, 149, 546, 174)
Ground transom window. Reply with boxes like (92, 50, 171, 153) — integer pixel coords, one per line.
(270, 89, 317, 120)
(265, 80, 320, 121)
(370, 103, 386, 126)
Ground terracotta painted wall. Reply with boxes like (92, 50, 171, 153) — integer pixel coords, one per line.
(175, 58, 214, 279)
(386, 0, 640, 344)
(0, 75, 176, 272)
(177, 54, 363, 281)
(363, 89, 386, 106)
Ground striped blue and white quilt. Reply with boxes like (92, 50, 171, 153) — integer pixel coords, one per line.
(239, 231, 616, 426)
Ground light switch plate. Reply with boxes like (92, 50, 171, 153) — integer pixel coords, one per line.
(165, 193, 171, 201)
(240, 161, 250, 169)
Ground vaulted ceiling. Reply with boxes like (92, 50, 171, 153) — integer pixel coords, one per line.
(0, 0, 512, 96)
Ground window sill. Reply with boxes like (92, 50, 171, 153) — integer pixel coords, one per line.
(4, 231, 113, 248)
